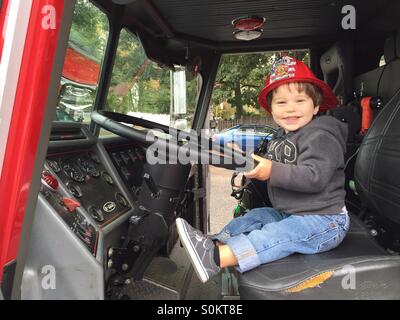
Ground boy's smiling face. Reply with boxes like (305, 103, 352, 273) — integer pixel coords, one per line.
(271, 83, 320, 133)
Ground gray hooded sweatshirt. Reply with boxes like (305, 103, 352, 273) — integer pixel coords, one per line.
(266, 115, 348, 215)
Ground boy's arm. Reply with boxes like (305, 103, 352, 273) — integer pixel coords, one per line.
(268, 131, 343, 193)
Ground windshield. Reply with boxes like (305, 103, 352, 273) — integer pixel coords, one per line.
(101, 28, 201, 136)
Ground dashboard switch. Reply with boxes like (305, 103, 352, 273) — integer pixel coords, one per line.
(88, 206, 105, 223)
(41, 171, 59, 191)
(63, 197, 81, 213)
(66, 182, 83, 198)
(143, 173, 159, 198)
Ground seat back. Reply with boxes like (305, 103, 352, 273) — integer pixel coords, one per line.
(320, 42, 353, 104)
(354, 31, 400, 104)
(354, 86, 400, 224)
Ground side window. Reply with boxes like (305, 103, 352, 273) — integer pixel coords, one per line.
(55, 0, 109, 124)
(103, 28, 201, 136)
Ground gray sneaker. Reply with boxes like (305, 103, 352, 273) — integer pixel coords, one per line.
(176, 218, 221, 283)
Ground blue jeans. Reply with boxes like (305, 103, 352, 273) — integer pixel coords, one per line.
(211, 207, 350, 273)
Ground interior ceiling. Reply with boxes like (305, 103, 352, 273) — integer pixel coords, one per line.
(115, 0, 400, 46)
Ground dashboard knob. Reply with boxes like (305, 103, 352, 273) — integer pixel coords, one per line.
(88, 206, 105, 223)
(101, 171, 114, 185)
(115, 193, 129, 208)
(66, 182, 83, 198)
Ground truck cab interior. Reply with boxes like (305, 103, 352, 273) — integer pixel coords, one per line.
(7, 0, 400, 300)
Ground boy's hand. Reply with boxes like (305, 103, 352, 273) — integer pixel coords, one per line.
(244, 154, 272, 181)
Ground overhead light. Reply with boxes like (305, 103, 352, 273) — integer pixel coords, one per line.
(232, 16, 266, 41)
(233, 29, 263, 41)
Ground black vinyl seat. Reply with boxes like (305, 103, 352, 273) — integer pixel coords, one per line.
(238, 213, 400, 299)
(354, 31, 400, 104)
(320, 42, 353, 104)
(238, 86, 400, 300)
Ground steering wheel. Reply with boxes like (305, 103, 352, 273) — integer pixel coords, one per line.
(91, 111, 254, 170)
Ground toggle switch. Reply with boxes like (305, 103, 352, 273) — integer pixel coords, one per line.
(62, 197, 81, 213)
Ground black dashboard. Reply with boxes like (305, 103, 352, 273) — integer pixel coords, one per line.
(41, 147, 134, 256)
(39, 123, 145, 257)
(39, 122, 192, 274)
(46, 150, 131, 226)
(24, 121, 197, 299)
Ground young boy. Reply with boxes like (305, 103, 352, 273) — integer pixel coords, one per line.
(176, 56, 350, 283)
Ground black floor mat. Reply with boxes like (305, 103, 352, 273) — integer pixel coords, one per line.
(123, 243, 193, 299)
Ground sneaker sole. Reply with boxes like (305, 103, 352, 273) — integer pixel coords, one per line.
(176, 219, 209, 283)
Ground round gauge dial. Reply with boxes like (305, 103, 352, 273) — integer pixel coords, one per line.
(47, 159, 61, 173)
(78, 158, 100, 177)
(63, 163, 85, 183)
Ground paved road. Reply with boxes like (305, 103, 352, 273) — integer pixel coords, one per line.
(209, 166, 238, 234)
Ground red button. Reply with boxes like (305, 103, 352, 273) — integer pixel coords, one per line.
(42, 171, 59, 191)
(63, 197, 81, 213)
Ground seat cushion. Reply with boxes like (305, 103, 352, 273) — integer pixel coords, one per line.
(238, 213, 400, 299)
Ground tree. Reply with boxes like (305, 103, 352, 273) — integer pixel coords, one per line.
(105, 29, 199, 117)
(212, 54, 270, 119)
(70, 0, 109, 62)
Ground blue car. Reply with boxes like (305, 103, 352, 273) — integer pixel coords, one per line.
(212, 124, 276, 152)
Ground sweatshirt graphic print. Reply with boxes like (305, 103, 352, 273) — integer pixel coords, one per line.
(266, 116, 348, 215)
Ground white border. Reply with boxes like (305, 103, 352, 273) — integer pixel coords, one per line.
(0, 0, 33, 175)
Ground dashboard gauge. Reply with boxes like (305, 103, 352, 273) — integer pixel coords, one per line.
(101, 171, 114, 185)
(63, 162, 85, 183)
(78, 158, 100, 177)
(47, 159, 61, 173)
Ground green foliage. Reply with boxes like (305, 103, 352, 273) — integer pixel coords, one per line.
(70, 0, 109, 62)
(105, 29, 171, 114)
(105, 29, 199, 117)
